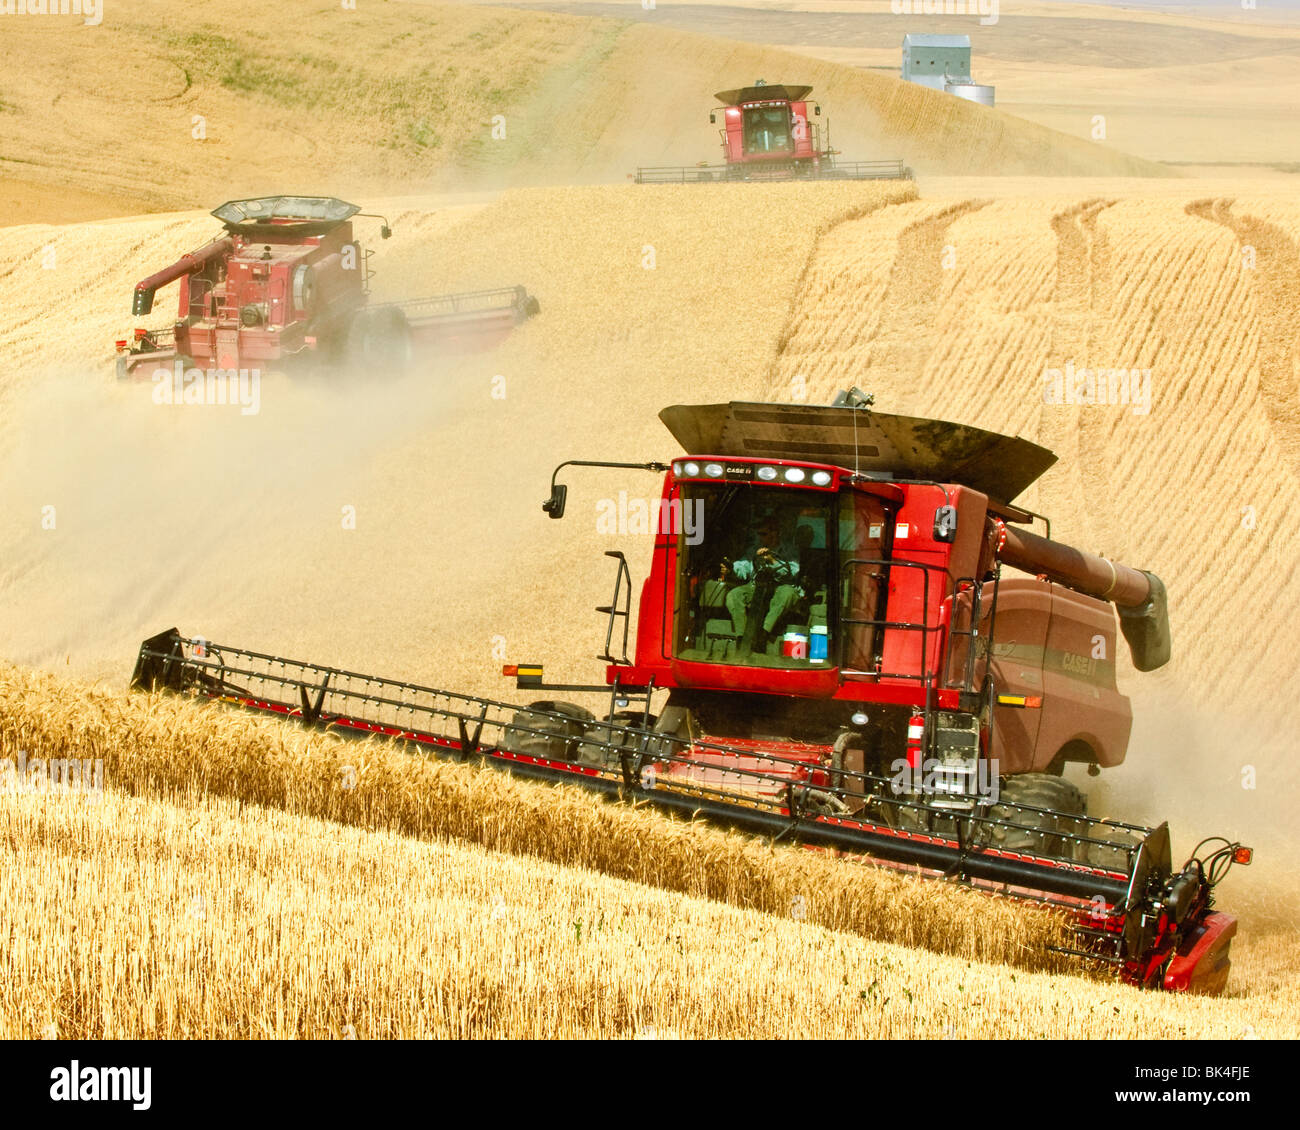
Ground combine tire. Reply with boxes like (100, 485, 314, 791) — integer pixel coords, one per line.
(1080, 826, 1143, 873)
(575, 710, 657, 770)
(345, 305, 411, 374)
(985, 773, 1088, 859)
(501, 701, 595, 762)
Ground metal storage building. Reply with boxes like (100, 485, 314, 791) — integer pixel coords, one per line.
(901, 34, 973, 90)
(901, 34, 993, 106)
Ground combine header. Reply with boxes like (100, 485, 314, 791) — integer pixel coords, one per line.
(633, 80, 911, 184)
(114, 196, 539, 379)
(131, 391, 1250, 994)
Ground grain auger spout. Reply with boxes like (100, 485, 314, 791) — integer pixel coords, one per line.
(996, 522, 1171, 671)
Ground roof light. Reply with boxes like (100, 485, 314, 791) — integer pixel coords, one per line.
(784, 467, 806, 484)
(703, 462, 724, 478)
(683, 461, 700, 477)
(812, 470, 832, 487)
(756, 466, 778, 481)
(672, 462, 682, 476)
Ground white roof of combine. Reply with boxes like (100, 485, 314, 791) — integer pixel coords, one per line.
(902, 34, 971, 47)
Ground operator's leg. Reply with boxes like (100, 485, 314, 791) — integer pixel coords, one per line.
(727, 583, 754, 635)
(762, 585, 799, 633)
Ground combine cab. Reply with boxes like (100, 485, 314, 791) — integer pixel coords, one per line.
(634, 81, 911, 184)
(131, 391, 1250, 995)
(115, 196, 539, 379)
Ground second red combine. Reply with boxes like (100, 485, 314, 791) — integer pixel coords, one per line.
(115, 195, 539, 379)
(634, 79, 911, 183)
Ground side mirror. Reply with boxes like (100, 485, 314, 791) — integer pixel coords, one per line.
(709, 112, 716, 124)
(814, 105, 821, 116)
(380, 225, 392, 240)
(543, 483, 567, 519)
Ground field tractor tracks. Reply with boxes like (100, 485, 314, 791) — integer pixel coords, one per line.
(1186, 197, 1300, 480)
(1048, 198, 1115, 361)
(1039, 199, 1117, 535)
(766, 197, 985, 401)
(866, 200, 991, 387)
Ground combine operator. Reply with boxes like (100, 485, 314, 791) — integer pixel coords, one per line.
(725, 515, 814, 651)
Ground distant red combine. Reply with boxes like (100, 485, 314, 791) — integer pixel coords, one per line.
(115, 195, 538, 379)
(634, 80, 911, 183)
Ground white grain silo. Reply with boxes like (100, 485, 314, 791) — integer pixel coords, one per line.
(901, 34, 994, 107)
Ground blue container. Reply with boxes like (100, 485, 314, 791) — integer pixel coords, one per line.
(809, 626, 828, 663)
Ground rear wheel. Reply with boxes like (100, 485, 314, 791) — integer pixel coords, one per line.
(345, 305, 411, 374)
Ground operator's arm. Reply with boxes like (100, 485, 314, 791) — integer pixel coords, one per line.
(772, 556, 798, 581)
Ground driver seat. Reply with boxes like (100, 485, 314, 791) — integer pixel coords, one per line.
(698, 578, 739, 660)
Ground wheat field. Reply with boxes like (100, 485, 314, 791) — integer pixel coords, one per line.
(2, 178, 1297, 1035)
(0, 0, 1165, 221)
(2, 663, 1296, 1040)
(1, 0, 1298, 1040)
(0, 662, 1075, 976)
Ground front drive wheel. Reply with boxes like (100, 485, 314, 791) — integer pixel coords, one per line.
(501, 701, 595, 762)
(345, 305, 412, 374)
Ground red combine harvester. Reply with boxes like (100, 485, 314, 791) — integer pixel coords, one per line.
(114, 196, 539, 379)
(131, 391, 1250, 994)
(634, 80, 911, 183)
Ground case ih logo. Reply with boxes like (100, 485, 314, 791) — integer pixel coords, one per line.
(1060, 651, 1097, 677)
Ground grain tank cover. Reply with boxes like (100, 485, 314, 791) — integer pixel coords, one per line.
(211, 196, 361, 237)
(714, 84, 813, 105)
(658, 400, 1057, 502)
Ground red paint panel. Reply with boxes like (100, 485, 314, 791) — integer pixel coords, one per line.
(1163, 911, 1238, 995)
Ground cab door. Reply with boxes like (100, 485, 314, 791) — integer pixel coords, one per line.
(838, 489, 889, 671)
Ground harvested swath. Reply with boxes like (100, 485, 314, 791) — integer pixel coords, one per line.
(0, 662, 1074, 976)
